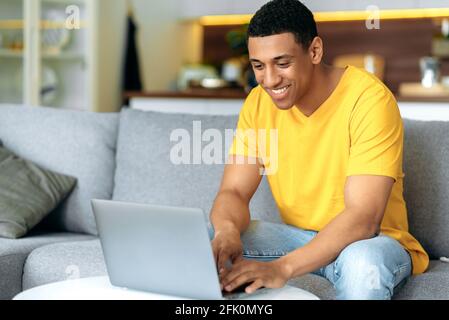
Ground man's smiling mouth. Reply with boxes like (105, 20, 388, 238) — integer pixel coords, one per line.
(270, 84, 291, 95)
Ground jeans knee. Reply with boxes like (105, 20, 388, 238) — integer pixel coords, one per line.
(333, 240, 396, 300)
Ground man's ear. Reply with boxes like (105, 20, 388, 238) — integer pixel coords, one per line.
(308, 36, 323, 65)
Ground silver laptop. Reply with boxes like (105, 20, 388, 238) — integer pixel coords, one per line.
(91, 199, 273, 300)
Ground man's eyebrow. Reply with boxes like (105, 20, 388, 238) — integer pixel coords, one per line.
(273, 54, 293, 60)
(249, 55, 293, 63)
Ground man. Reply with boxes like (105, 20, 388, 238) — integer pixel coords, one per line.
(209, 0, 429, 300)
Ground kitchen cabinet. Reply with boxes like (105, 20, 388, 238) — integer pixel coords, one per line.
(0, 0, 25, 105)
(398, 102, 449, 121)
(0, 0, 126, 112)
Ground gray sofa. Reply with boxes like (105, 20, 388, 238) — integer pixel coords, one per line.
(0, 104, 448, 300)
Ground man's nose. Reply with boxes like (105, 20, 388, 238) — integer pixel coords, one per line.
(262, 67, 281, 88)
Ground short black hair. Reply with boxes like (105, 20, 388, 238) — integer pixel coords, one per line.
(247, 0, 318, 50)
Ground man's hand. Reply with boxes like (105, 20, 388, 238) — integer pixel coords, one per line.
(211, 227, 244, 274)
(220, 259, 292, 294)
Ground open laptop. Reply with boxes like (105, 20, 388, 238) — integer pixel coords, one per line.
(91, 199, 316, 300)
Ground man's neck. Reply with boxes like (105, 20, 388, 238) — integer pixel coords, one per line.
(296, 64, 345, 117)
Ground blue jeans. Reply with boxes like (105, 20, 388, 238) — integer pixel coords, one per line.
(208, 220, 412, 300)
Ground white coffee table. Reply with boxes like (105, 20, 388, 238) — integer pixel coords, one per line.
(14, 276, 319, 300)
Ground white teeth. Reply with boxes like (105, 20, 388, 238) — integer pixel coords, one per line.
(272, 85, 289, 94)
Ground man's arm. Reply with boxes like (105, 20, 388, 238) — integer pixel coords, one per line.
(210, 155, 263, 271)
(221, 174, 394, 293)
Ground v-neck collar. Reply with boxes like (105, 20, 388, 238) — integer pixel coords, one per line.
(291, 65, 351, 123)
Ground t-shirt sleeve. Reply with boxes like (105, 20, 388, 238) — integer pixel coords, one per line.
(228, 87, 260, 158)
(346, 87, 403, 180)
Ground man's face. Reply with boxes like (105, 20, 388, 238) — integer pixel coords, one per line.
(248, 32, 314, 110)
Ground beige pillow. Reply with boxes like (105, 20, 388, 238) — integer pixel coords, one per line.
(0, 145, 76, 238)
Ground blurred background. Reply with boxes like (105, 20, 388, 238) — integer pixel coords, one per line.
(0, 0, 448, 113)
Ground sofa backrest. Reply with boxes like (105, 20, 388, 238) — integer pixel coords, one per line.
(403, 119, 449, 259)
(2, 104, 445, 257)
(112, 109, 281, 223)
(0, 105, 118, 235)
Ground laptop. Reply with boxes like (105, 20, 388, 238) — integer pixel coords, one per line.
(91, 199, 315, 300)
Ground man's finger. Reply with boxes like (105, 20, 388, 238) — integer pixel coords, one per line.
(217, 251, 231, 272)
(224, 272, 255, 292)
(221, 263, 251, 289)
(246, 279, 264, 294)
(219, 266, 230, 278)
(219, 268, 231, 291)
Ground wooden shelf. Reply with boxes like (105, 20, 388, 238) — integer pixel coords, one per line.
(0, 19, 87, 30)
(397, 82, 449, 101)
(124, 88, 248, 100)
(0, 49, 85, 61)
(0, 49, 23, 58)
(42, 52, 85, 61)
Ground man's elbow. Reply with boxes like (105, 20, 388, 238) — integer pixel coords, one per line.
(366, 221, 381, 238)
(364, 212, 384, 239)
(350, 207, 384, 239)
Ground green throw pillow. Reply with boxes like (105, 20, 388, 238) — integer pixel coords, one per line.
(0, 145, 77, 238)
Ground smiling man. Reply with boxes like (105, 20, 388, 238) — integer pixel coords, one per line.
(209, 0, 429, 300)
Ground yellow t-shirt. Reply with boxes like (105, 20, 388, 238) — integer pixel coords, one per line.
(229, 65, 429, 275)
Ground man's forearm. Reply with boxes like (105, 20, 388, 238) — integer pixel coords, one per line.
(278, 208, 380, 279)
(210, 189, 251, 234)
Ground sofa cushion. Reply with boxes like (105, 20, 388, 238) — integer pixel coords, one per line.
(0, 231, 95, 300)
(287, 274, 336, 300)
(0, 145, 77, 238)
(394, 260, 449, 299)
(113, 109, 281, 223)
(22, 239, 107, 291)
(0, 105, 119, 235)
(403, 119, 449, 259)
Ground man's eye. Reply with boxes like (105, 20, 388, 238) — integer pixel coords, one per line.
(253, 64, 263, 70)
(277, 63, 290, 68)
